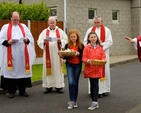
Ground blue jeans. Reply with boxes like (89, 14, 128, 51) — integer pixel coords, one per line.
(66, 62, 82, 101)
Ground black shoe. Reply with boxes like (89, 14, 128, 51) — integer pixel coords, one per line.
(44, 90, 52, 94)
(8, 94, 15, 98)
(56, 90, 63, 94)
(19, 92, 29, 97)
(103, 92, 110, 96)
(98, 94, 103, 98)
(89, 93, 91, 97)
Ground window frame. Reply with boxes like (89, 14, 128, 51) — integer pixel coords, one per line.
(88, 8, 97, 23)
(112, 10, 120, 24)
(50, 6, 57, 19)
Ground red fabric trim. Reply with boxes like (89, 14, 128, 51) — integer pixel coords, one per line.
(18, 23, 30, 73)
(137, 36, 141, 62)
(46, 29, 51, 69)
(46, 28, 61, 74)
(56, 29, 61, 50)
(91, 25, 105, 42)
(7, 22, 12, 70)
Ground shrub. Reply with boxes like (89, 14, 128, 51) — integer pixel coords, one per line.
(0, 0, 51, 21)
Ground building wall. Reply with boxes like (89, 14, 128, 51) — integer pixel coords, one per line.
(131, 0, 141, 36)
(66, 0, 135, 56)
(1, 0, 138, 56)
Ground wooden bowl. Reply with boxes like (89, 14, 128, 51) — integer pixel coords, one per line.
(91, 60, 107, 66)
(58, 51, 76, 57)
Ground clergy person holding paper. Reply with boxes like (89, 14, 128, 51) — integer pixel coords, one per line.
(83, 16, 113, 98)
(37, 16, 68, 94)
(0, 11, 36, 98)
(0, 31, 2, 84)
(125, 36, 141, 62)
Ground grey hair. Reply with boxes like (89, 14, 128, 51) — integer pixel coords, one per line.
(93, 16, 102, 21)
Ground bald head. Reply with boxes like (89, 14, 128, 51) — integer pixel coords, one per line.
(48, 16, 56, 30)
(48, 16, 56, 22)
(11, 11, 20, 25)
(11, 11, 19, 17)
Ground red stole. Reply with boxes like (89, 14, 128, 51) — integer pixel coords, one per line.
(91, 25, 105, 42)
(7, 22, 30, 73)
(137, 36, 141, 62)
(46, 28, 61, 76)
(91, 25, 106, 80)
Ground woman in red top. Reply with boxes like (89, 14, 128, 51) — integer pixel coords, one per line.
(64, 29, 84, 109)
(82, 32, 106, 110)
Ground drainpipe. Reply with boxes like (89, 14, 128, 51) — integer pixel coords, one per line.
(64, 0, 67, 33)
(139, 0, 141, 35)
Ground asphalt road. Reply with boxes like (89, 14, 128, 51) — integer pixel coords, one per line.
(0, 60, 141, 113)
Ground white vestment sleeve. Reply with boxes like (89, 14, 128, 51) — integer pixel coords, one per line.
(101, 28, 113, 51)
(0, 25, 8, 72)
(37, 29, 46, 50)
(0, 24, 8, 44)
(59, 28, 68, 48)
(83, 27, 92, 46)
(0, 45, 1, 67)
(133, 38, 137, 50)
(22, 24, 36, 65)
(0, 45, 3, 68)
(0, 45, 3, 76)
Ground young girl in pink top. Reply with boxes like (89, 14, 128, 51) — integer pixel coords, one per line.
(82, 32, 106, 110)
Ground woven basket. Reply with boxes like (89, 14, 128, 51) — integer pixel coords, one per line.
(58, 51, 76, 57)
(91, 60, 107, 66)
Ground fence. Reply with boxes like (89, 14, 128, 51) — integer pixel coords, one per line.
(0, 20, 64, 58)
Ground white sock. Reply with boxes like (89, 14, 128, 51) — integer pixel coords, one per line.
(92, 101, 98, 104)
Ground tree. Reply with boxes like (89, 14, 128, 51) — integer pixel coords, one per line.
(0, 1, 51, 21)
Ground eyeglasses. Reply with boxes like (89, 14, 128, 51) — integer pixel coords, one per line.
(94, 22, 100, 24)
(13, 19, 19, 22)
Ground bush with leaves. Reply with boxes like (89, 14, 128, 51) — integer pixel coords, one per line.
(0, 1, 51, 21)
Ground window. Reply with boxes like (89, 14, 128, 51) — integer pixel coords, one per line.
(88, 8, 97, 19)
(50, 6, 57, 19)
(112, 10, 119, 23)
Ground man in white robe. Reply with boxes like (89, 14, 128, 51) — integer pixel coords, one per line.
(37, 16, 68, 94)
(0, 44, 4, 89)
(0, 11, 36, 98)
(83, 16, 113, 97)
(0, 30, 3, 90)
(0, 49, 1, 74)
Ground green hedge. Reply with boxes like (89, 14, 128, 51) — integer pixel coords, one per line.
(0, 1, 51, 21)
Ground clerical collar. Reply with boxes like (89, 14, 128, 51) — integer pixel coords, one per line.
(49, 27, 55, 30)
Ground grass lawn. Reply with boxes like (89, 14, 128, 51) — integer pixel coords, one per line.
(31, 64, 67, 82)
(31, 64, 43, 82)
(0, 63, 84, 84)
(0, 63, 84, 83)
(31, 63, 84, 82)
